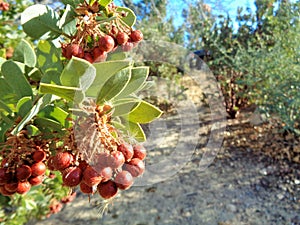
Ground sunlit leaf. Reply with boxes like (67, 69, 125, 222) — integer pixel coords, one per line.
(12, 39, 37, 67)
(116, 7, 136, 27)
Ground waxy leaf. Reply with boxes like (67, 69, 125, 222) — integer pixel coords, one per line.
(96, 67, 131, 104)
(60, 57, 96, 91)
(13, 39, 37, 67)
(112, 98, 140, 117)
(116, 7, 136, 27)
(11, 94, 52, 135)
(39, 83, 85, 103)
(0, 118, 14, 142)
(1, 61, 33, 98)
(21, 4, 62, 40)
(127, 100, 163, 124)
(117, 66, 149, 97)
(99, 0, 112, 7)
(37, 40, 63, 74)
(86, 60, 132, 97)
(16, 97, 33, 118)
(38, 105, 69, 126)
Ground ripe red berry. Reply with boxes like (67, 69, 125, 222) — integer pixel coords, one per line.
(17, 181, 31, 194)
(4, 182, 18, 193)
(97, 180, 118, 199)
(62, 167, 82, 187)
(116, 32, 129, 45)
(123, 158, 145, 177)
(52, 152, 73, 171)
(84, 52, 94, 63)
(133, 144, 147, 160)
(98, 35, 115, 52)
(31, 162, 46, 177)
(82, 166, 102, 187)
(130, 30, 143, 42)
(80, 181, 94, 194)
(0, 185, 15, 196)
(33, 149, 47, 163)
(117, 143, 134, 162)
(122, 42, 134, 52)
(16, 165, 32, 181)
(99, 166, 113, 182)
(114, 170, 133, 190)
(29, 175, 44, 186)
(93, 47, 107, 63)
(107, 151, 125, 169)
(0, 168, 12, 185)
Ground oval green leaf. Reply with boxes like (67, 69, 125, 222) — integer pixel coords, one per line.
(116, 7, 136, 27)
(13, 39, 37, 67)
(127, 100, 163, 124)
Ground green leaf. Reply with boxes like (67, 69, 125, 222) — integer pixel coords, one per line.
(16, 97, 33, 118)
(116, 7, 136, 27)
(0, 99, 12, 114)
(38, 105, 69, 126)
(127, 100, 163, 124)
(96, 67, 131, 104)
(113, 120, 146, 142)
(0, 78, 17, 104)
(1, 61, 33, 98)
(26, 125, 41, 137)
(112, 98, 140, 117)
(39, 83, 85, 103)
(34, 117, 63, 131)
(41, 70, 61, 85)
(0, 118, 14, 142)
(21, 4, 62, 40)
(117, 66, 149, 97)
(99, 0, 113, 7)
(60, 57, 96, 91)
(11, 94, 52, 135)
(12, 39, 37, 67)
(86, 60, 132, 97)
(107, 51, 127, 61)
(58, 4, 76, 28)
(37, 40, 63, 74)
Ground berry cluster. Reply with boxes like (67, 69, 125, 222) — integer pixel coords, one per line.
(0, 147, 48, 196)
(46, 143, 146, 199)
(61, 1, 143, 63)
(0, 1, 9, 11)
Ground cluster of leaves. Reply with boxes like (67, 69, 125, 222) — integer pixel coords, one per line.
(0, 0, 161, 224)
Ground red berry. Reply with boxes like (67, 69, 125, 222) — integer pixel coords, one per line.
(78, 160, 89, 171)
(29, 175, 44, 186)
(17, 181, 31, 194)
(117, 143, 134, 162)
(4, 182, 18, 192)
(116, 32, 129, 45)
(114, 170, 133, 190)
(97, 180, 118, 199)
(31, 162, 46, 177)
(122, 42, 134, 52)
(0, 185, 15, 196)
(80, 182, 94, 194)
(84, 52, 94, 63)
(16, 165, 32, 181)
(107, 151, 125, 169)
(47, 156, 56, 171)
(133, 144, 147, 160)
(0, 168, 12, 185)
(82, 166, 102, 187)
(62, 167, 82, 187)
(130, 30, 143, 42)
(95, 152, 111, 169)
(99, 166, 113, 182)
(93, 47, 107, 63)
(123, 158, 145, 177)
(52, 152, 73, 171)
(98, 35, 115, 52)
(33, 149, 47, 162)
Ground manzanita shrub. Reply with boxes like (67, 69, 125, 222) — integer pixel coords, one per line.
(0, 0, 162, 223)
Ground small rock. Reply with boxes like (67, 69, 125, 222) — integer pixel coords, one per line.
(226, 204, 237, 213)
(260, 168, 268, 176)
(295, 179, 300, 185)
(277, 193, 285, 200)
